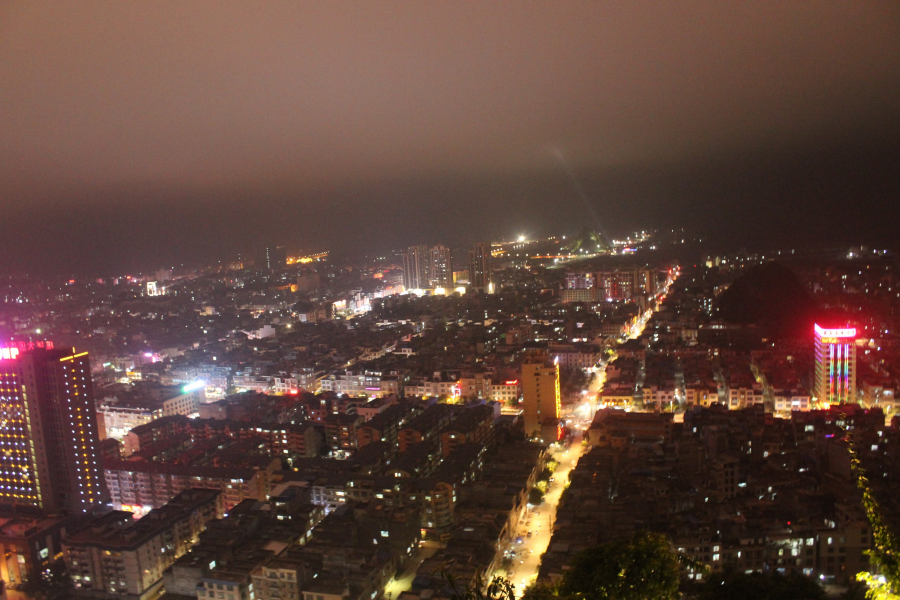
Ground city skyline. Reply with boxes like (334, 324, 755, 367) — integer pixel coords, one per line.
(1, 3, 900, 599)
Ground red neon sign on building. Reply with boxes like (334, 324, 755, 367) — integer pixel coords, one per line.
(0, 348, 20, 360)
(0, 341, 55, 360)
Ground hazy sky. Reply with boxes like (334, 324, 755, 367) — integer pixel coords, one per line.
(2, 2, 899, 274)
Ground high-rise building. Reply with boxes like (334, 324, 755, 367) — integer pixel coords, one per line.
(259, 245, 287, 271)
(521, 358, 560, 437)
(428, 245, 452, 288)
(814, 324, 857, 405)
(635, 268, 658, 297)
(402, 245, 429, 290)
(468, 242, 492, 290)
(594, 267, 657, 300)
(0, 344, 108, 512)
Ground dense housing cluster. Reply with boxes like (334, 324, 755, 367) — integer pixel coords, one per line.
(2, 237, 900, 599)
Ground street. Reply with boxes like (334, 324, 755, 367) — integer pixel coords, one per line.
(500, 429, 586, 597)
(386, 273, 676, 599)
(499, 271, 676, 596)
(384, 541, 441, 598)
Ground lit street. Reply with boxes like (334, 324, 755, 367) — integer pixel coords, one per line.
(500, 272, 676, 596)
(500, 429, 587, 597)
(384, 541, 441, 599)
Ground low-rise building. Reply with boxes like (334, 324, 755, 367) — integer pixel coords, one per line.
(64, 489, 223, 600)
(0, 511, 75, 599)
(488, 380, 520, 404)
(104, 458, 279, 512)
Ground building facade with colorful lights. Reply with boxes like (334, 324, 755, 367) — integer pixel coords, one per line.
(814, 324, 857, 405)
(0, 344, 108, 512)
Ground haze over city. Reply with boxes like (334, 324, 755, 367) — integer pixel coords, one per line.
(2, 2, 900, 274)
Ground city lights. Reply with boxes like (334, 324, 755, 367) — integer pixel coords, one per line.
(0, 2, 895, 595)
(182, 380, 206, 393)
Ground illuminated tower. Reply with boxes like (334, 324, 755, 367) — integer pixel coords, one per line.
(814, 324, 857, 405)
(521, 359, 560, 437)
(0, 345, 108, 512)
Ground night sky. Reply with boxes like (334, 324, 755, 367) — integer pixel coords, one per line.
(2, 2, 899, 275)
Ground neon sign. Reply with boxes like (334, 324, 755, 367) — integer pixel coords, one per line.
(814, 325, 856, 338)
(0, 341, 54, 358)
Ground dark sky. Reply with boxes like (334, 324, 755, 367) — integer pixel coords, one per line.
(2, 2, 899, 275)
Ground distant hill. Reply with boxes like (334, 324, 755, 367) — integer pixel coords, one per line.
(715, 262, 819, 340)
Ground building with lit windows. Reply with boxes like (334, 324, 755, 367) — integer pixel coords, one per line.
(0, 509, 76, 597)
(564, 272, 596, 289)
(428, 244, 453, 288)
(814, 324, 857, 405)
(521, 359, 560, 437)
(468, 242, 493, 290)
(402, 245, 429, 290)
(97, 383, 203, 440)
(259, 245, 287, 271)
(63, 488, 223, 600)
(489, 380, 521, 404)
(103, 458, 279, 512)
(0, 344, 108, 513)
(563, 267, 657, 301)
(145, 281, 164, 296)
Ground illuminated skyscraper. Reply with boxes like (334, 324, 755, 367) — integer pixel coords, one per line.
(521, 358, 560, 437)
(814, 324, 857, 405)
(0, 345, 108, 512)
(468, 242, 492, 290)
(428, 245, 452, 288)
(402, 245, 429, 290)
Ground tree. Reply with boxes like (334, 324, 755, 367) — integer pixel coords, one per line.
(559, 367, 590, 400)
(845, 422, 900, 599)
(18, 560, 73, 600)
(522, 583, 571, 600)
(442, 567, 516, 600)
(528, 488, 545, 505)
(686, 570, 825, 600)
(553, 531, 682, 600)
(841, 580, 872, 600)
